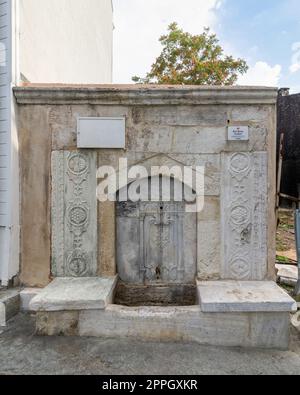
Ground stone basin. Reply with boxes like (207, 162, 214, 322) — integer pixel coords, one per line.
(29, 277, 297, 350)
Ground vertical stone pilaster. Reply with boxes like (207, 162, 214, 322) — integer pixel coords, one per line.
(221, 152, 268, 280)
(51, 151, 97, 277)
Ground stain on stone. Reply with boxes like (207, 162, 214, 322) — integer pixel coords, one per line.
(132, 107, 142, 125)
(241, 224, 252, 245)
(115, 281, 197, 307)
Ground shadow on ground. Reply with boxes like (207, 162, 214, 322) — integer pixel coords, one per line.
(0, 313, 300, 375)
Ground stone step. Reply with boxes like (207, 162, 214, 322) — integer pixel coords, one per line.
(29, 276, 118, 312)
(0, 289, 20, 327)
(197, 281, 298, 313)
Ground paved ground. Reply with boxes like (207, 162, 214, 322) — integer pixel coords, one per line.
(0, 313, 300, 375)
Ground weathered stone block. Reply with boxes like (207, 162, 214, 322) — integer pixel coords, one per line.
(198, 197, 220, 221)
(276, 264, 298, 287)
(248, 312, 290, 350)
(36, 311, 79, 336)
(129, 105, 229, 127)
(197, 221, 221, 280)
(78, 305, 291, 350)
(126, 123, 267, 155)
(0, 289, 20, 327)
(198, 281, 297, 313)
(79, 305, 250, 346)
(98, 201, 116, 277)
(30, 277, 118, 312)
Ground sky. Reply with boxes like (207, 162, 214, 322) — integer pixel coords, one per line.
(113, 0, 300, 93)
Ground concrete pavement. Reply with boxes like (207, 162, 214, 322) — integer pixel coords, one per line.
(0, 313, 300, 375)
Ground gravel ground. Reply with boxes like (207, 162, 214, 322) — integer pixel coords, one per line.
(0, 313, 299, 375)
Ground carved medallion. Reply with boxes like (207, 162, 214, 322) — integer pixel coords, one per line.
(68, 203, 89, 228)
(229, 153, 251, 176)
(67, 200, 90, 240)
(230, 205, 250, 226)
(229, 258, 251, 280)
(66, 249, 89, 277)
(67, 153, 89, 176)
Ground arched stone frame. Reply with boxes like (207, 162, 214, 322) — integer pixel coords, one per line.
(97, 153, 203, 280)
(115, 175, 198, 286)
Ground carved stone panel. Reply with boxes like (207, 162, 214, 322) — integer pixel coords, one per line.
(117, 200, 197, 285)
(52, 151, 97, 277)
(221, 152, 268, 281)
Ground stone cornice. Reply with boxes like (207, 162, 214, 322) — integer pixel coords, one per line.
(13, 84, 278, 105)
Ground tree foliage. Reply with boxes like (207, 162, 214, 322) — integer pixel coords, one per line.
(132, 23, 248, 85)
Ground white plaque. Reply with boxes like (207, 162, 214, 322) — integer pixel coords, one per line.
(228, 126, 249, 141)
(77, 117, 126, 149)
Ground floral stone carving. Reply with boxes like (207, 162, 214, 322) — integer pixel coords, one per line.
(221, 152, 268, 281)
(51, 151, 97, 277)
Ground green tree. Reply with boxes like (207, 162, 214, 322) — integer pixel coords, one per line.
(133, 23, 248, 85)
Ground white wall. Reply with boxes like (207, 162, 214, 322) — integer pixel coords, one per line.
(19, 0, 113, 84)
(1, 0, 114, 285)
(0, 0, 12, 229)
(0, 0, 19, 286)
(0, 97, 20, 287)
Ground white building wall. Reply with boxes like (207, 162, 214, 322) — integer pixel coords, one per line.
(0, 0, 113, 285)
(19, 0, 113, 84)
(0, 0, 19, 286)
(0, 0, 12, 229)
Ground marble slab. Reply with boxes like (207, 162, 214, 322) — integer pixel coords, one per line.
(221, 153, 268, 281)
(198, 281, 297, 313)
(30, 277, 118, 312)
(51, 151, 98, 278)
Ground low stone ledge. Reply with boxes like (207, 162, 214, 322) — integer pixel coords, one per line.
(13, 85, 278, 106)
(78, 306, 290, 349)
(198, 281, 297, 313)
(29, 277, 118, 312)
(0, 289, 20, 327)
(34, 306, 291, 349)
